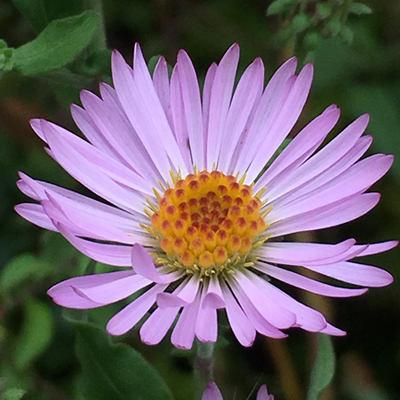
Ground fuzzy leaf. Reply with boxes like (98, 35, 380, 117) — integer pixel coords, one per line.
(13, 11, 98, 75)
(74, 322, 175, 400)
(349, 2, 372, 15)
(266, 0, 296, 16)
(307, 334, 336, 400)
(14, 300, 54, 370)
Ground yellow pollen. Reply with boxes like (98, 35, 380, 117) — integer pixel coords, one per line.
(150, 170, 271, 272)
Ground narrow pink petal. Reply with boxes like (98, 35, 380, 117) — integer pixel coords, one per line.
(255, 263, 368, 297)
(111, 50, 176, 180)
(140, 306, 180, 345)
(320, 323, 346, 336)
(45, 191, 143, 244)
(170, 65, 194, 171)
(246, 63, 314, 182)
(267, 193, 380, 237)
(259, 239, 355, 265)
(171, 292, 201, 349)
(269, 154, 393, 221)
(153, 56, 174, 128)
(255, 106, 340, 190)
(131, 244, 180, 283)
(68, 107, 120, 160)
(220, 281, 256, 347)
(242, 270, 327, 332)
(266, 114, 370, 202)
(355, 240, 398, 257)
(233, 74, 296, 175)
(257, 385, 272, 400)
(177, 50, 205, 169)
(207, 44, 240, 169)
(156, 292, 187, 308)
(78, 90, 161, 185)
(48, 270, 134, 309)
(202, 274, 225, 309)
(196, 290, 218, 342)
(228, 278, 287, 338)
(18, 172, 146, 227)
(107, 284, 168, 335)
(269, 135, 373, 208)
(303, 261, 393, 287)
(77, 273, 151, 304)
(202, 381, 223, 400)
(41, 120, 147, 214)
(202, 62, 217, 164)
(15, 203, 57, 231)
(40, 119, 154, 198)
(218, 57, 265, 172)
(56, 222, 134, 266)
(231, 273, 296, 329)
(132, 44, 188, 174)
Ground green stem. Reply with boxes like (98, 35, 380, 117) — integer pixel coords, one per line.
(194, 341, 215, 400)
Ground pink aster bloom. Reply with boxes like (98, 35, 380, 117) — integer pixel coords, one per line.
(16, 43, 396, 349)
(202, 381, 274, 400)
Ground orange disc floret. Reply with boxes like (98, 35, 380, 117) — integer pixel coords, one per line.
(150, 169, 269, 270)
(181, 250, 196, 267)
(199, 251, 214, 268)
(173, 237, 188, 255)
(161, 236, 174, 254)
(240, 237, 253, 255)
(213, 246, 228, 264)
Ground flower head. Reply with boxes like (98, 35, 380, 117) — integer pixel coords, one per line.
(16, 43, 396, 349)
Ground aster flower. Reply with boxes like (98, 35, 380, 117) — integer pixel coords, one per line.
(16, 43, 396, 349)
(202, 381, 274, 400)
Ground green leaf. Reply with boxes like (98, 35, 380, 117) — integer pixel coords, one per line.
(13, 11, 99, 75)
(2, 388, 26, 400)
(349, 2, 373, 15)
(14, 300, 54, 370)
(0, 253, 52, 293)
(304, 31, 321, 50)
(13, 0, 48, 33)
(316, 3, 332, 19)
(292, 14, 313, 33)
(326, 18, 343, 36)
(147, 55, 162, 76)
(339, 26, 354, 45)
(266, 0, 296, 16)
(74, 322, 175, 400)
(307, 334, 336, 400)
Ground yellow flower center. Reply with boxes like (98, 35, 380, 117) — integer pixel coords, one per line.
(146, 170, 271, 275)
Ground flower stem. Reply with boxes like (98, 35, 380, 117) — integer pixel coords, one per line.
(194, 341, 215, 400)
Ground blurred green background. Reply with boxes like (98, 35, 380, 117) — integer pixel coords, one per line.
(0, 0, 399, 399)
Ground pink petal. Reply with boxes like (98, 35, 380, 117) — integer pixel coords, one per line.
(15, 203, 57, 231)
(48, 270, 134, 309)
(267, 193, 380, 237)
(218, 57, 264, 172)
(176, 50, 205, 170)
(76, 273, 151, 304)
(131, 244, 181, 283)
(232, 272, 296, 329)
(220, 281, 256, 347)
(202, 381, 223, 400)
(228, 278, 287, 338)
(255, 263, 367, 297)
(140, 306, 180, 345)
(246, 63, 314, 182)
(107, 283, 168, 335)
(207, 44, 240, 169)
(171, 292, 201, 349)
